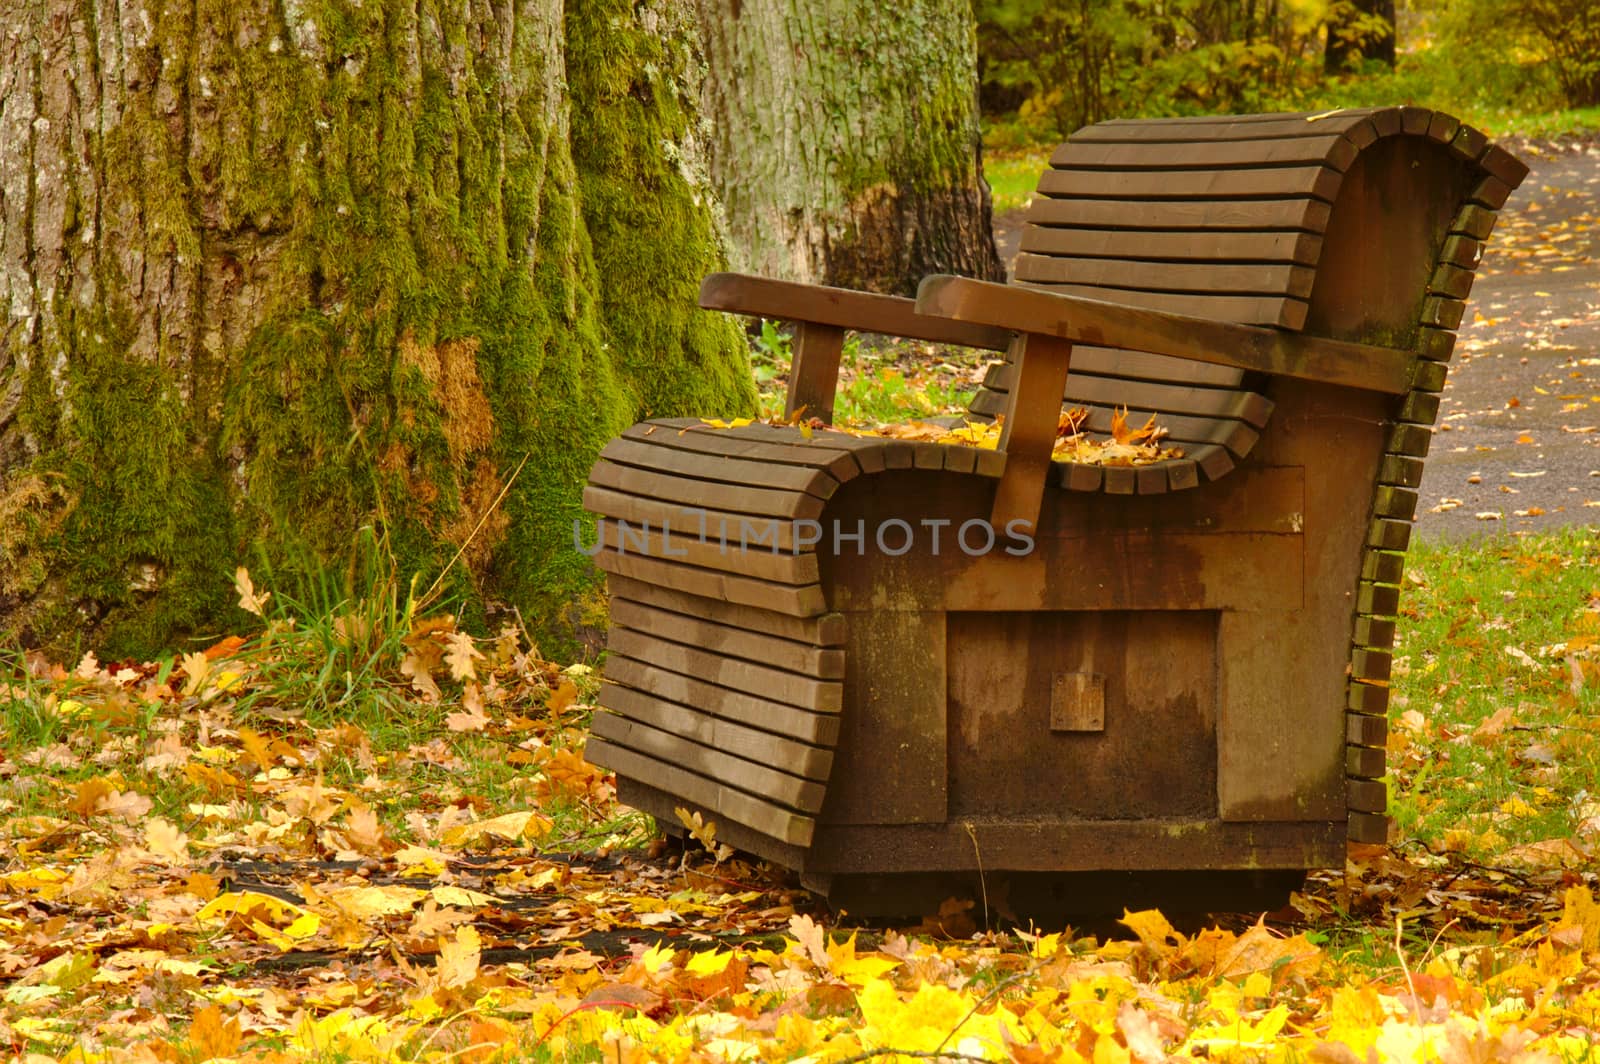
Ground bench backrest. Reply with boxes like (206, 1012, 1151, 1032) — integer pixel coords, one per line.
(967, 108, 1525, 489)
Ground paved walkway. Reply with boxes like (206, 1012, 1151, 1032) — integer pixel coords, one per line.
(1415, 137, 1600, 540)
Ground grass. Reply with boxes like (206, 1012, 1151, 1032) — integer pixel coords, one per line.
(748, 319, 983, 425)
(4, 527, 1600, 1059)
(984, 148, 1051, 214)
(1386, 528, 1600, 861)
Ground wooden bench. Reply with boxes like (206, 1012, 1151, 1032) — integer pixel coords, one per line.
(582, 108, 1527, 914)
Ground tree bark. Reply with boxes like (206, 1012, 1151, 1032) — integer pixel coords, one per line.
(696, 0, 1005, 295)
(0, 0, 752, 654)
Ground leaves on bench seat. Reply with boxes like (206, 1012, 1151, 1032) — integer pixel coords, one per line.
(695, 407, 1188, 468)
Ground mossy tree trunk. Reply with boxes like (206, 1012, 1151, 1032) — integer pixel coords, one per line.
(695, 0, 1004, 295)
(0, 0, 753, 655)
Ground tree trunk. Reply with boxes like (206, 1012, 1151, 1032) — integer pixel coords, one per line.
(1324, 0, 1397, 72)
(0, 0, 753, 655)
(696, 0, 1005, 295)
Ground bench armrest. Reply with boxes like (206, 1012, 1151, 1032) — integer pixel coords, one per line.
(915, 275, 1413, 396)
(701, 272, 1013, 423)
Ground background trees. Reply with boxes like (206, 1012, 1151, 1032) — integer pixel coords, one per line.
(975, 0, 1598, 147)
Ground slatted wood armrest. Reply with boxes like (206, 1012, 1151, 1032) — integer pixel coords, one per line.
(915, 276, 1413, 397)
(701, 272, 1012, 423)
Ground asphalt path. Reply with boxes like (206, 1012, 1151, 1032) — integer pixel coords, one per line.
(991, 133, 1600, 542)
(1413, 136, 1600, 541)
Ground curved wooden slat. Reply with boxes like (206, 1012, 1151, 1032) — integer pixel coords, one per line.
(1019, 226, 1324, 266)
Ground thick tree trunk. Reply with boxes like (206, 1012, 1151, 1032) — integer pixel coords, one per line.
(696, 0, 1005, 295)
(0, 0, 752, 654)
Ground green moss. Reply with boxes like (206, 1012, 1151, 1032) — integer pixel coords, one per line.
(8, 0, 754, 658)
(564, 0, 755, 421)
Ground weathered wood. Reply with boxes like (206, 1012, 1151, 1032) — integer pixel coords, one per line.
(591, 712, 827, 811)
(1020, 281, 1306, 329)
(1027, 195, 1331, 233)
(606, 628, 841, 712)
(1346, 713, 1388, 747)
(607, 575, 846, 646)
(586, 738, 815, 846)
(1059, 462, 1104, 492)
(586, 486, 805, 554)
(601, 437, 839, 499)
(1352, 616, 1397, 649)
(622, 423, 862, 482)
(1411, 360, 1447, 393)
(1417, 327, 1457, 363)
(593, 548, 826, 617)
(1347, 682, 1390, 714)
(992, 333, 1074, 534)
(1051, 134, 1357, 171)
(1071, 111, 1374, 141)
(1373, 486, 1418, 521)
(1035, 164, 1342, 202)
(1020, 373, 1273, 427)
(699, 273, 1012, 350)
(1451, 204, 1497, 241)
(1398, 106, 1433, 135)
(1425, 111, 1461, 146)
(1477, 144, 1530, 187)
(598, 683, 835, 780)
(803, 818, 1346, 875)
(1063, 346, 1245, 387)
(1166, 459, 1200, 491)
(1429, 263, 1475, 300)
(821, 610, 948, 826)
(1346, 745, 1386, 779)
(916, 276, 1413, 395)
(1367, 518, 1412, 551)
(1019, 227, 1323, 266)
(1379, 455, 1424, 488)
(589, 460, 825, 520)
(1468, 174, 1512, 210)
(1399, 391, 1441, 425)
(616, 777, 809, 870)
(609, 598, 844, 678)
(1357, 582, 1402, 616)
(1448, 123, 1489, 163)
(1347, 811, 1389, 844)
(787, 322, 844, 424)
(1350, 648, 1393, 682)
(1386, 423, 1432, 457)
(1015, 253, 1319, 300)
(1360, 551, 1405, 584)
(1136, 465, 1168, 494)
(585, 108, 1527, 900)
(1103, 466, 1137, 494)
(1347, 779, 1388, 812)
(945, 611, 1217, 820)
(597, 519, 818, 585)
(603, 655, 842, 746)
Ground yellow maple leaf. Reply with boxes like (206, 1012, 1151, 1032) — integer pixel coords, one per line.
(437, 925, 482, 989)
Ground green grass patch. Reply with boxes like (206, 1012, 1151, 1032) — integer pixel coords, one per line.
(1387, 528, 1600, 862)
(984, 148, 1052, 214)
(748, 320, 982, 425)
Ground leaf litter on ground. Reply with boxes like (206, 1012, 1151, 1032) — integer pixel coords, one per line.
(3, 541, 1600, 1061)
